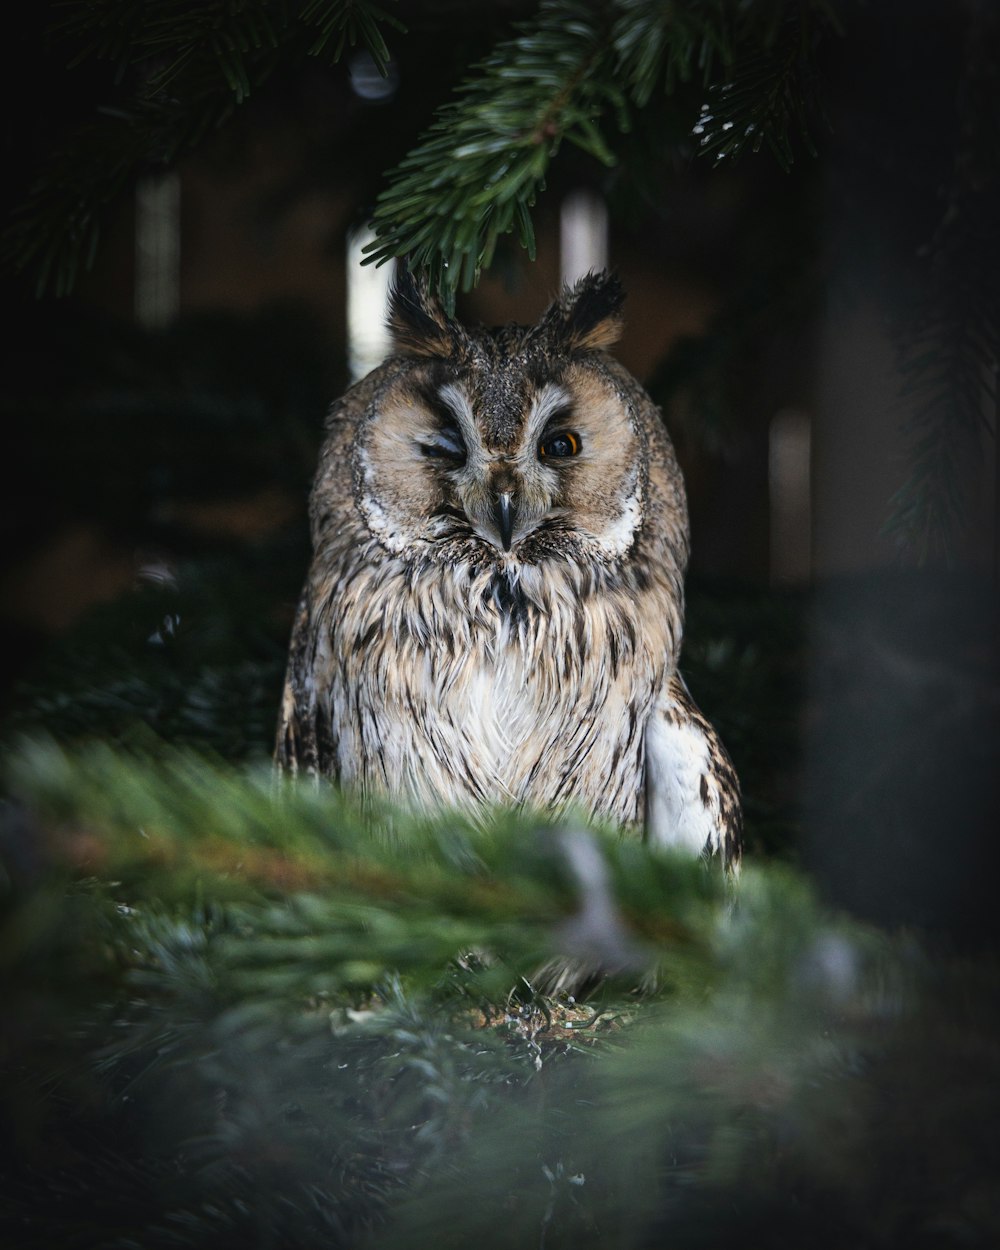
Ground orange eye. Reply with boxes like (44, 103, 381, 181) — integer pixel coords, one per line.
(538, 430, 580, 459)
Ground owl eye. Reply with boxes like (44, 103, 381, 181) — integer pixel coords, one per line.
(419, 427, 467, 465)
(538, 430, 581, 460)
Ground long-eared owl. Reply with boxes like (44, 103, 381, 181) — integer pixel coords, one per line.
(277, 270, 741, 869)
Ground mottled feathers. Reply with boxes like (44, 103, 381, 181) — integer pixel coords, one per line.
(277, 270, 741, 871)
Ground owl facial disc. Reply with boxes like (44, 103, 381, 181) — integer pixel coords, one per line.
(354, 272, 653, 564)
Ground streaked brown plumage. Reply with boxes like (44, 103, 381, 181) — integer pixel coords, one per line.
(277, 270, 741, 870)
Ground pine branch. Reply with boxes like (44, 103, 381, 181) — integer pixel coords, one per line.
(6, 737, 725, 998)
(365, 0, 839, 307)
(301, 0, 406, 76)
(886, 306, 997, 565)
(883, 3, 1000, 564)
(4, 96, 235, 298)
(4, 0, 406, 296)
(611, 0, 734, 106)
(692, 2, 835, 170)
(363, 0, 626, 308)
(4, 740, 998, 1249)
(7, 0, 840, 301)
(53, 0, 404, 92)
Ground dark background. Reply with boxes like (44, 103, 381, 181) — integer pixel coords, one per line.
(1, 0, 997, 943)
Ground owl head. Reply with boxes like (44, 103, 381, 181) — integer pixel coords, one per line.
(354, 268, 653, 568)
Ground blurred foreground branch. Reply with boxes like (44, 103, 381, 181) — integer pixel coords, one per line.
(2, 741, 998, 1249)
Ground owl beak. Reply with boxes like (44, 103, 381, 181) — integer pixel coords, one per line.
(494, 491, 515, 552)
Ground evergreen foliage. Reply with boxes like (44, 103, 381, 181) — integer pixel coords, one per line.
(5, 0, 406, 298)
(362, 0, 837, 306)
(6, 1, 839, 306)
(1, 8, 998, 1243)
(3, 553, 295, 760)
(3, 740, 999, 1249)
(4, 2, 998, 555)
(4, 546, 805, 860)
(882, 3, 1000, 563)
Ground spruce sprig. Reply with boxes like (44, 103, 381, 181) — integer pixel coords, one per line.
(6, 740, 996, 1250)
(301, 0, 405, 75)
(363, 0, 837, 307)
(7, 0, 837, 302)
(611, 0, 734, 105)
(4, 0, 406, 296)
(883, 4, 1000, 565)
(691, 3, 834, 170)
(7, 736, 724, 999)
(362, 0, 840, 307)
(363, 0, 625, 308)
(53, 0, 404, 94)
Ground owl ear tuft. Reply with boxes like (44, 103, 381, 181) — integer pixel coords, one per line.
(544, 270, 625, 352)
(387, 265, 457, 358)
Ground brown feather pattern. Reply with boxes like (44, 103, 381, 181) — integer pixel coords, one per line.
(277, 274, 741, 869)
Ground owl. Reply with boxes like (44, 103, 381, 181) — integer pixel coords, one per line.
(276, 269, 741, 870)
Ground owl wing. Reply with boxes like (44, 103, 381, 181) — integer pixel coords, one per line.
(643, 672, 742, 871)
(275, 589, 335, 780)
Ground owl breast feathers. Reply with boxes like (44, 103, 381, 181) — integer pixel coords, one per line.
(277, 269, 741, 870)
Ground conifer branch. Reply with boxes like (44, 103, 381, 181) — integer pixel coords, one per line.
(363, 0, 624, 309)
(692, 8, 826, 171)
(4, 0, 406, 296)
(301, 0, 405, 76)
(5, 0, 839, 302)
(364, 0, 838, 307)
(884, 3, 1000, 564)
(4, 740, 996, 1249)
(8, 737, 724, 996)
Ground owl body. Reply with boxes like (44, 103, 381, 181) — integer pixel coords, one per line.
(278, 273, 741, 867)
